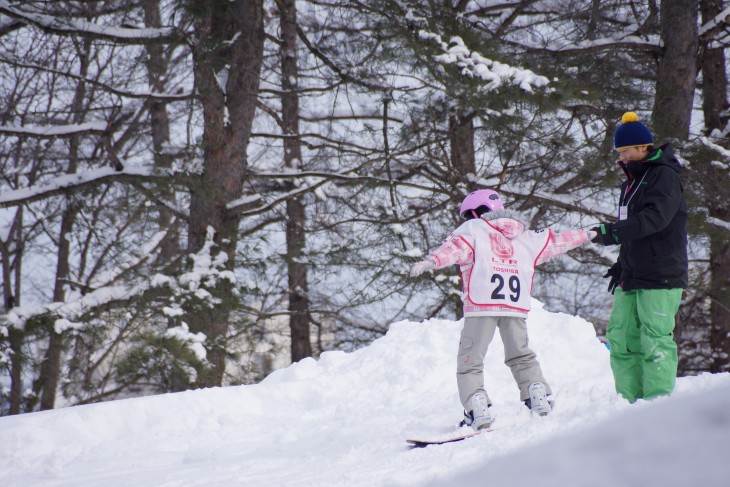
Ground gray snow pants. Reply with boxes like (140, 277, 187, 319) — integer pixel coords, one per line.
(457, 315, 551, 409)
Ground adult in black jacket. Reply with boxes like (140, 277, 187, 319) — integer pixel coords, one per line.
(591, 112, 688, 403)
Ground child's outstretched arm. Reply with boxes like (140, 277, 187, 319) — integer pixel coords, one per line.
(410, 234, 473, 277)
(536, 229, 595, 266)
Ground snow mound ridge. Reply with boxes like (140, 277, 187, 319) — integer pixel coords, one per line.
(1, 299, 729, 487)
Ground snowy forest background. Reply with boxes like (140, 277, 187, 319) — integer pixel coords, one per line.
(0, 0, 728, 416)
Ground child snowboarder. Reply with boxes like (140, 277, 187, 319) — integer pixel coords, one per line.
(410, 189, 595, 430)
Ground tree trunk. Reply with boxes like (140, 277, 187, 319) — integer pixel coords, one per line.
(186, 0, 265, 385)
(1, 209, 23, 414)
(38, 202, 76, 410)
(278, 0, 312, 362)
(708, 209, 730, 373)
(449, 112, 476, 185)
(36, 37, 90, 410)
(650, 0, 698, 377)
(700, 0, 730, 135)
(7, 327, 23, 414)
(700, 0, 730, 373)
(142, 0, 179, 266)
(448, 111, 477, 319)
(651, 0, 699, 141)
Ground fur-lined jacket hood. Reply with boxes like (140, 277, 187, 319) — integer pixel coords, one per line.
(477, 209, 530, 239)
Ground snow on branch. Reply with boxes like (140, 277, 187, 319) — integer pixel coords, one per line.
(540, 36, 660, 54)
(227, 169, 434, 217)
(707, 217, 730, 232)
(0, 166, 170, 209)
(227, 174, 331, 216)
(700, 136, 730, 166)
(2, 229, 174, 332)
(502, 185, 615, 220)
(0, 1, 178, 43)
(3, 281, 146, 332)
(164, 323, 207, 361)
(699, 6, 730, 46)
(418, 32, 549, 93)
(0, 121, 107, 137)
(506, 22, 661, 55)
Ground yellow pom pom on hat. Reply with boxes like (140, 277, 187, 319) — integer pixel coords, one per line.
(614, 111, 653, 150)
(621, 111, 639, 123)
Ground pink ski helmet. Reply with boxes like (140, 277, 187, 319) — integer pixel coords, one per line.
(459, 189, 504, 218)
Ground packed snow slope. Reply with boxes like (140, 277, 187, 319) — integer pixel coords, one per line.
(2, 299, 729, 487)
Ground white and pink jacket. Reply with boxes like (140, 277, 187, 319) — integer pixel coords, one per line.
(426, 210, 590, 318)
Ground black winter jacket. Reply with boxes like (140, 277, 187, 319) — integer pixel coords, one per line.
(611, 144, 688, 290)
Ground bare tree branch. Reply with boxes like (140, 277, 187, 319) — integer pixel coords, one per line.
(0, 1, 180, 43)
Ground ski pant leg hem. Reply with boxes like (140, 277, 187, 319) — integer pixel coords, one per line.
(456, 316, 498, 409)
(498, 316, 549, 401)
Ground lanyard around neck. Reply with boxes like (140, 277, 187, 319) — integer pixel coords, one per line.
(622, 170, 649, 207)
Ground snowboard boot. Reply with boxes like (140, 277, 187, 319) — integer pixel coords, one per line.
(525, 382, 552, 416)
(461, 392, 494, 430)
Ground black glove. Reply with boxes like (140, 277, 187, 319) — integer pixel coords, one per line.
(603, 262, 622, 294)
(590, 223, 620, 246)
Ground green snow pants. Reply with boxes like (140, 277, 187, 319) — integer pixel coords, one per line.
(606, 287, 682, 403)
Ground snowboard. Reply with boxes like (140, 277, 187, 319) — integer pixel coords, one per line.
(406, 428, 491, 448)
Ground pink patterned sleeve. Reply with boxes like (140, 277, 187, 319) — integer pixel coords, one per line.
(536, 229, 590, 266)
(428, 234, 474, 269)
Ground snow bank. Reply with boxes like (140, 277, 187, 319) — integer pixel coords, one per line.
(0, 299, 728, 487)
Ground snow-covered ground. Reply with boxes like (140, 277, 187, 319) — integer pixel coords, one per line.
(1, 299, 728, 487)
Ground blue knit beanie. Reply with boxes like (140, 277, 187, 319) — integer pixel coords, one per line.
(613, 112, 653, 150)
